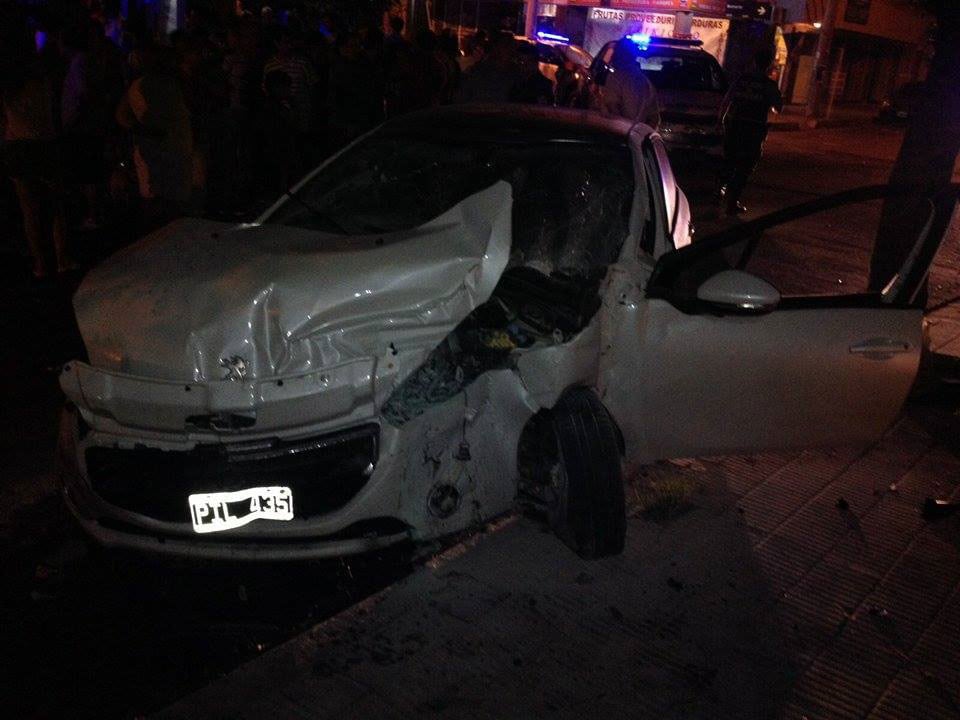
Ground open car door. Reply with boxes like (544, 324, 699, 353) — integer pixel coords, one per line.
(603, 184, 958, 463)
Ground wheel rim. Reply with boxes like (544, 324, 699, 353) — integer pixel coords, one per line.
(545, 426, 569, 529)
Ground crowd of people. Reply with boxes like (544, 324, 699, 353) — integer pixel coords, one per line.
(1, 2, 586, 281)
(1, 1, 780, 281)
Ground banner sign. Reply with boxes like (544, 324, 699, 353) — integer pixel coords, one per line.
(586, 8, 729, 62)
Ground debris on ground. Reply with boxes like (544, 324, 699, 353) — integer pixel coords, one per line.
(633, 476, 697, 522)
(836, 497, 850, 511)
(667, 576, 685, 592)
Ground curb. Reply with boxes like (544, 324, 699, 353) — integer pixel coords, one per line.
(768, 118, 880, 132)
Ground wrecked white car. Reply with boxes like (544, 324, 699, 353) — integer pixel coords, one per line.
(56, 105, 938, 561)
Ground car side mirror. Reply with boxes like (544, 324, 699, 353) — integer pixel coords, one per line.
(696, 270, 780, 314)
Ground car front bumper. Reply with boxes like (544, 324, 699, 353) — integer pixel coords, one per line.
(56, 363, 535, 561)
(56, 405, 416, 560)
(61, 490, 410, 561)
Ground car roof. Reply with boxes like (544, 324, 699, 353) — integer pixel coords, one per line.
(601, 39, 712, 57)
(513, 37, 592, 66)
(379, 104, 641, 145)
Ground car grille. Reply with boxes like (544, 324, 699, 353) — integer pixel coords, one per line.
(85, 424, 379, 524)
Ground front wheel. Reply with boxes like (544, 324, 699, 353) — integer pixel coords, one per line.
(539, 389, 626, 559)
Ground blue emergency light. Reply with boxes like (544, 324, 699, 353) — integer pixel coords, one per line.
(536, 31, 571, 43)
(626, 34, 704, 50)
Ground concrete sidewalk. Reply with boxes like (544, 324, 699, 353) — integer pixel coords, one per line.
(157, 403, 960, 719)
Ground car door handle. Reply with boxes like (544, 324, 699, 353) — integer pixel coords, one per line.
(849, 339, 912, 355)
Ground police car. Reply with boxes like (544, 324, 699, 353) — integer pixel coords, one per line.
(590, 34, 729, 152)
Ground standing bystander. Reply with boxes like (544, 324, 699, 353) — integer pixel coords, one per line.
(115, 44, 194, 231)
(600, 38, 660, 127)
(2, 32, 71, 279)
(719, 47, 783, 216)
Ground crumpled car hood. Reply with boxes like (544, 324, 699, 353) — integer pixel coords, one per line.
(74, 182, 512, 382)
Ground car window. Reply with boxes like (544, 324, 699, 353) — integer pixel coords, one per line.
(647, 186, 951, 310)
(638, 51, 726, 92)
(265, 135, 635, 274)
(561, 46, 592, 68)
(732, 199, 903, 297)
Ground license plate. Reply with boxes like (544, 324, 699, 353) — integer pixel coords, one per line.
(188, 486, 293, 534)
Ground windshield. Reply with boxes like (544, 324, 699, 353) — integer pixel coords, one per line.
(638, 51, 726, 92)
(561, 45, 593, 68)
(264, 133, 635, 272)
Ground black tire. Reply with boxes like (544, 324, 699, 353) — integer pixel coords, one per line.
(545, 388, 626, 559)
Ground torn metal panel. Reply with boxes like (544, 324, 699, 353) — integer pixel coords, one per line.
(516, 321, 601, 408)
(393, 369, 539, 540)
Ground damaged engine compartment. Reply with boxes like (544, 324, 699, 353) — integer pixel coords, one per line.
(382, 265, 603, 425)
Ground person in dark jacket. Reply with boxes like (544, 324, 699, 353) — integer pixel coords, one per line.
(600, 38, 660, 127)
(509, 42, 553, 106)
(719, 47, 783, 216)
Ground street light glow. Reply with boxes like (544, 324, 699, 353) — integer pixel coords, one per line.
(536, 30, 570, 43)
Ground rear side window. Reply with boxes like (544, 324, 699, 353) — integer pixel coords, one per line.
(638, 52, 726, 92)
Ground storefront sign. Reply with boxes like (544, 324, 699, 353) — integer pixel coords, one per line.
(610, 0, 680, 9)
(725, 1, 773, 20)
(586, 7, 729, 62)
(608, 1, 727, 13)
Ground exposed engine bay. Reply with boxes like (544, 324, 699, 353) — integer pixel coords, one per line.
(382, 266, 603, 425)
